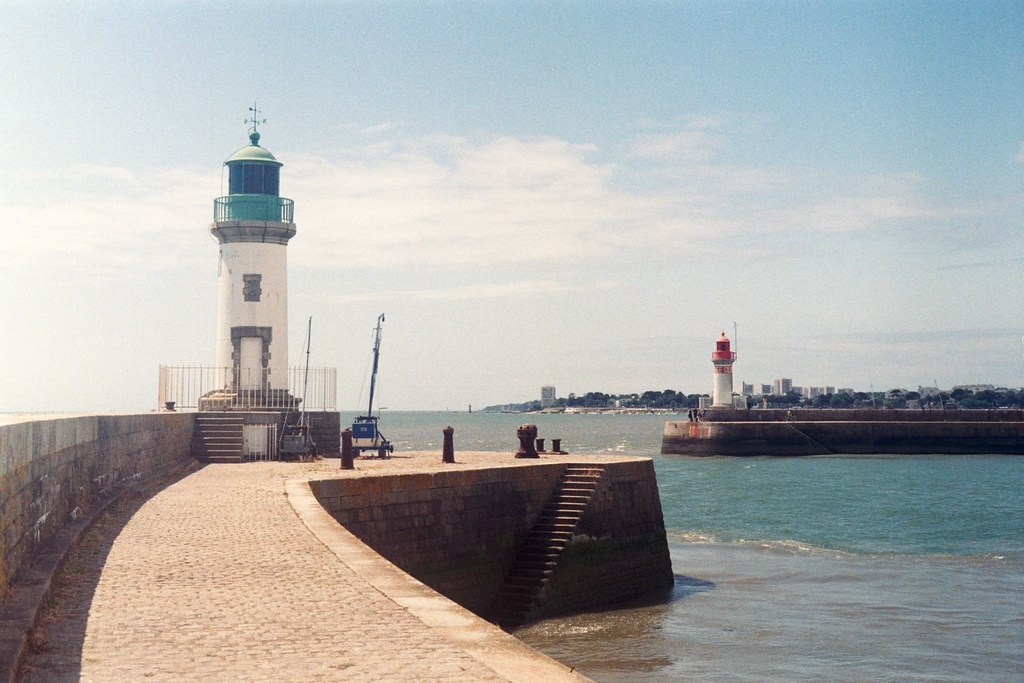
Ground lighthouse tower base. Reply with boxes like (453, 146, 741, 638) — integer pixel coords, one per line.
(191, 410, 341, 463)
(198, 387, 300, 412)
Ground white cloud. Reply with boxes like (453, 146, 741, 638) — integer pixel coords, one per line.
(2, 128, 992, 283)
(774, 173, 935, 234)
(628, 129, 724, 162)
(357, 122, 403, 136)
(325, 278, 622, 303)
(287, 136, 648, 269)
(2, 164, 215, 274)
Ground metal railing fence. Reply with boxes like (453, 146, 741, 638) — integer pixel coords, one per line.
(158, 365, 336, 411)
(213, 195, 294, 222)
(244, 423, 279, 461)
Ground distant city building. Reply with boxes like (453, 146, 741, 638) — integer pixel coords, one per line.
(740, 382, 778, 397)
(540, 385, 556, 408)
(773, 378, 793, 395)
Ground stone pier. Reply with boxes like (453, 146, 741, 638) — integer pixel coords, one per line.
(1, 414, 674, 682)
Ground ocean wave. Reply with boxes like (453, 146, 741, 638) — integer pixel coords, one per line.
(667, 529, 1023, 562)
(670, 530, 720, 544)
(667, 528, 869, 557)
(738, 537, 846, 556)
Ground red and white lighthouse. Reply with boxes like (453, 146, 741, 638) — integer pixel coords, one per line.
(711, 331, 737, 407)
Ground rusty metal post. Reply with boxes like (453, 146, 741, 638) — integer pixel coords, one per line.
(515, 424, 539, 458)
(535, 437, 545, 452)
(341, 428, 354, 469)
(442, 425, 455, 463)
(552, 438, 563, 454)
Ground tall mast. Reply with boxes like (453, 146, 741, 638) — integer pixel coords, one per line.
(366, 314, 384, 416)
(300, 316, 312, 426)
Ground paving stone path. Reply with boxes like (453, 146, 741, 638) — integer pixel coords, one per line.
(21, 457, 589, 682)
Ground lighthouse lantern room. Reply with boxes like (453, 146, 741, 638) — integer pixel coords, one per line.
(711, 331, 737, 408)
(211, 112, 296, 402)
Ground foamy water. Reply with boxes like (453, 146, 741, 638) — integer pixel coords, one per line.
(518, 539, 1023, 682)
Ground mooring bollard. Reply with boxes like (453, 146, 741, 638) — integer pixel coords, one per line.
(442, 425, 455, 463)
(552, 438, 564, 454)
(341, 428, 354, 470)
(516, 424, 539, 458)
(536, 437, 546, 452)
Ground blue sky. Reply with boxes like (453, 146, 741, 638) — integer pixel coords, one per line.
(1, 1, 1022, 412)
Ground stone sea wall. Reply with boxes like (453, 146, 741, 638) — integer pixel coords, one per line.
(0, 414, 194, 594)
(663, 409, 1024, 455)
(308, 458, 674, 621)
(703, 408, 1024, 423)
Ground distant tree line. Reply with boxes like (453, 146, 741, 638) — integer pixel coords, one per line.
(765, 387, 1023, 410)
(482, 386, 1024, 413)
(561, 390, 700, 409)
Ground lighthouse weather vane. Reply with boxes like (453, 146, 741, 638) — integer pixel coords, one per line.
(245, 101, 266, 135)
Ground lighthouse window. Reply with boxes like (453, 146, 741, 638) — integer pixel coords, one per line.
(243, 274, 262, 302)
(229, 164, 280, 195)
(243, 165, 264, 194)
(263, 167, 279, 195)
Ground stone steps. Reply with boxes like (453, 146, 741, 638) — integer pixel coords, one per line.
(191, 414, 244, 463)
(490, 465, 604, 629)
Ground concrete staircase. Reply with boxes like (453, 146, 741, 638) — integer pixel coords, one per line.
(191, 413, 244, 463)
(491, 465, 604, 629)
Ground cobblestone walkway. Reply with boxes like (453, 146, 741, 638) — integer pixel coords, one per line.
(22, 458, 584, 682)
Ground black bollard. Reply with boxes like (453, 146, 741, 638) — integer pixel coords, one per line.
(341, 428, 354, 470)
(515, 424, 539, 458)
(552, 438, 564, 454)
(536, 437, 546, 453)
(442, 425, 455, 463)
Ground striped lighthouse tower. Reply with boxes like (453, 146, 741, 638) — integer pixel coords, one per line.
(211, 108, 296, 402)
(711, 331, 737, 408)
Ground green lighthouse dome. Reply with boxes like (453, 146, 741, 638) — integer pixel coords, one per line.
(225, 130, 283, 166)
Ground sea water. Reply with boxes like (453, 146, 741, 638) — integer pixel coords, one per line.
(351, 411, 1024, 682)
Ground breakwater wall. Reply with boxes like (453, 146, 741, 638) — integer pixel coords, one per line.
(663, 409, 1024, 455)
(308, 457, 674, 623)
(0, 413, 195, 594)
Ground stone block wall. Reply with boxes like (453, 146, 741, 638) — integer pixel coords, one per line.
(307, 411, 340, 455)
(0, 413, 194, 595)
(664, 415, 1024, 455)
(309, 458, 673, 621)
(544, 459, 673, 618)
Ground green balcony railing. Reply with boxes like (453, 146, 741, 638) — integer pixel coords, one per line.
(214, 195, 294, 222)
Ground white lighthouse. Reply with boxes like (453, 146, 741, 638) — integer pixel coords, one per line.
(211, 115, 296, 401)
(711, 331, 737, 408)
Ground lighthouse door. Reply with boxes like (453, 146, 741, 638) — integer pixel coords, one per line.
(239, 337, 263, 391)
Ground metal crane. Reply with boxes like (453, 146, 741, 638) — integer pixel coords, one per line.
(352, 314, 393, 458)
